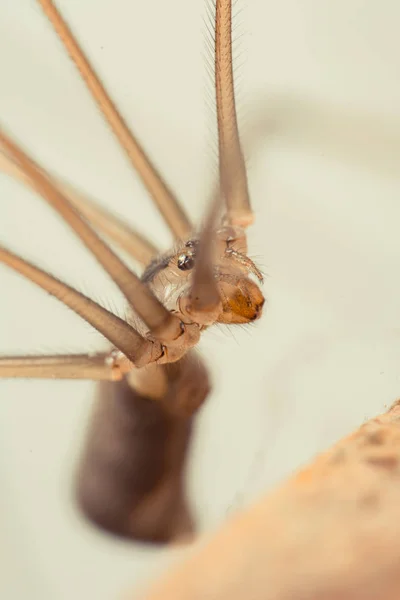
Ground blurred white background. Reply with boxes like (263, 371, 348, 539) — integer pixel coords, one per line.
(1, 1, 400, 598)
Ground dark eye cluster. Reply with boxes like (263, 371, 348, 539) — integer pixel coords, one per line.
(177, 254, 194, 271)
(177, 239, 198, 271)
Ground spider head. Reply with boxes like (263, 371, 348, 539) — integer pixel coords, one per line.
(142, 227, 264, 329)
(176, 227, 264, 326)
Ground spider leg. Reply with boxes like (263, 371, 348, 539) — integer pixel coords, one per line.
(0, 351, 132, 381)
(0, 128, 190, 345)
(215, 0, 253, 228)
(0, 149, 158, 266)
(36, 0, 192, 240)
(0, 246, 161, 367)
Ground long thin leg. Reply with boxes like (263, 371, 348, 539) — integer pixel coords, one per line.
(0, 149, 158, 266)
(36, 0, 192, 240)
(0, 352, 132, 381)
(215, 0, 253, 228)
(59, 182, 158, 267)
(0, 128, 182, 343)
(0, 246, 160, 367)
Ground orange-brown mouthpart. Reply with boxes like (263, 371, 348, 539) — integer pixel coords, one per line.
(217, 275, 265, 324)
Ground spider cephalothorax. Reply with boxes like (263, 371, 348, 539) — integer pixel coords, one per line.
(142, 226, 264, 330)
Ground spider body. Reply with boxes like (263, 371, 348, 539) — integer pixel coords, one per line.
(0, 0, 263, 544)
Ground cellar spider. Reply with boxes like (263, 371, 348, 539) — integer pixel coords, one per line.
(0, 0, 264, 545)
(2, 2, 396, 597)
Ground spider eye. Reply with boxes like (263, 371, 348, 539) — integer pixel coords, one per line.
(177, 253, 195, 271)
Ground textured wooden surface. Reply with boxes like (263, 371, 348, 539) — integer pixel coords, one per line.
(139, 399, 400, 600)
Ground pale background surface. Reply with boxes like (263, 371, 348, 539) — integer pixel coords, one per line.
(1, 1, 400, 598)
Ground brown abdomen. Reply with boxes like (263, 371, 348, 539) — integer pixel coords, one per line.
(75, 353, 210, 544)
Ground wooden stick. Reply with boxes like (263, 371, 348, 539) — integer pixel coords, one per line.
(139, 398, 400, 600)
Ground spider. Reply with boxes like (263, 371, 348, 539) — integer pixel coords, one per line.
(0, 0, 264, 544)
